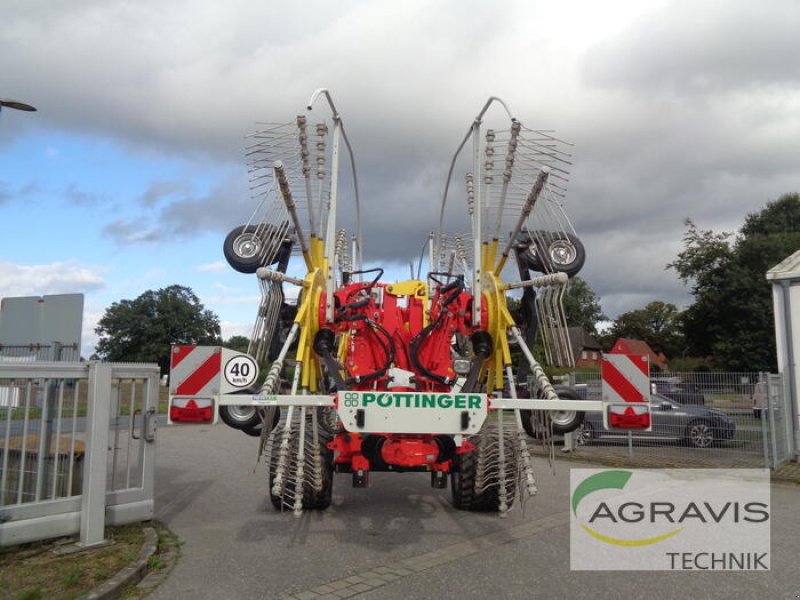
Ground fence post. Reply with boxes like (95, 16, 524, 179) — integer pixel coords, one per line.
(760, 394, 771, 469)
(79, 362, 111, 547)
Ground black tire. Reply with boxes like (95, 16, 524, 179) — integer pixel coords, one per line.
(548, 386, 585, 435)
(450, 449, 477, 510)
(450, 427, 517, 512)
(305, 441, 334, 510)
(219, 404, 260, 430)
(685, 420, 714, 448)
(269, 411, 334, 511)
(519, 409, 548, 439)
(223, 224, 292, 274)
(239, 407, 282, 437)
(269, 445, 334, 511)
(520, 409, 536, 438)
(223, 225, 267, 274)
(527, 231, 586, 278)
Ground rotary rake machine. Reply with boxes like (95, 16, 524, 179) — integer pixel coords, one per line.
(217, 90, 596, 516)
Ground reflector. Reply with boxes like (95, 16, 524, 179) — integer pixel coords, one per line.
(170, 397, 214, 423)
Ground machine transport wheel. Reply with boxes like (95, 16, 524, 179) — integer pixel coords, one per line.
(239, 408, 282, 438)
(220, 405, 281, 434)
(268, 411, 334, 511)
(548, 386, 585, 435)
(219, 404, 259, 429)
(223, 224, 292, 274)
(520, 409, 541, 438)
(450, 425, 517, 512)
(223, 225, 267, 274)
(525, 231, 586, 278)
(520, 386, 585, 438)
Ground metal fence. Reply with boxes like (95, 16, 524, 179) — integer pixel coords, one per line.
(0, 342, 80, 363)
(0, 361, 159, 547)
(529, 371, 795, 470)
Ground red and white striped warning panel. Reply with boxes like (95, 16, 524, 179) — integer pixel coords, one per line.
(601, 353, 651, 430)
(169, 345, 222, 397)
(601, 353, 650, 403)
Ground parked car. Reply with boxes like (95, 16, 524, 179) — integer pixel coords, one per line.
(574, 394, 736, 448)
(651, 377, 706, 406)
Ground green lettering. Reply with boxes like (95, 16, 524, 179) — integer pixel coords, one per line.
(362, 393, 375, 406)
(422, 394, 435, 408)
(468, 395, 482, 409)
(454, 394, 466, 409)
(438, 394, 453, 408)
(377, 393, 392, 408)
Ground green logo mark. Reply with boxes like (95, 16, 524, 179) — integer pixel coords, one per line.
(572, 470, 684, 547)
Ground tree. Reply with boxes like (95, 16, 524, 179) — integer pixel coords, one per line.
(562, 277, 607, 335)
(670, 193, 800, 371)
(95, 285, 221, 374)
(223, 335, 250, 354)
(606, 301, 685, 358)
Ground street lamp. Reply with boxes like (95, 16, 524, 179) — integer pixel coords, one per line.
(0, 98, 37, 113)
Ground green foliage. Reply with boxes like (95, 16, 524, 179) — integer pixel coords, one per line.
(95, 285, 221, 374)
(669, 193, 800, 371)
(60, 567, 82, 587)
(741, 193, 800, 237)
(16, 588, 44, 600)
(563, 277, 607, 335)
(606, 301, 685, 358)
(223, 335, 250, 354)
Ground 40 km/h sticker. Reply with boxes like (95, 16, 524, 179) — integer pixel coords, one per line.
(224, 355, 258, 388)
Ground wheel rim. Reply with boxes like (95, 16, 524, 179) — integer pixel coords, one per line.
(227, 405, 257, 423)
(233, 232, 261, 259)
(551, 410, 577, 427)
(548, 239, 576, 266)
(690, 423, 712, 447)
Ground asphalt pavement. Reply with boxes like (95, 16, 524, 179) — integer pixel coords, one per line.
(149, 425, 800, 600)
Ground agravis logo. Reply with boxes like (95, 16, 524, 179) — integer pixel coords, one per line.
(570, 469, 771, 571)
(571, 470, 684, 547)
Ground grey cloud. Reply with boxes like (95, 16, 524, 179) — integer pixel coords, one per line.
(0, 181, 39, 204)
(3, 0, 799, 321)
(102, 218, 161, 244)
(582, 0, 800, 93)
(0, 182, 11, 205)
(138, 180, 192, 207)
(61, 183, 104, 206)
(102, 172, 252, 244)
(157, 174, 253, 234)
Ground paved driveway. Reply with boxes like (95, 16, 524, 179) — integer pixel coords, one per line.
(150, 425, 800, 600)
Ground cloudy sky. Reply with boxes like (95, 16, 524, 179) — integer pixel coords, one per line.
(1, 0, 799, 356)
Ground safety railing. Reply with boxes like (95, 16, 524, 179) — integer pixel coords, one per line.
(530, 371, 795, 470)
(0, 361, 159, 547)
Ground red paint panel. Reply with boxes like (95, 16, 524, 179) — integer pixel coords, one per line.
(628, 354, 650, 377)
(170, 345, 194, 370)
(602, 358, 646, 403)
(175, 352, 220, 395)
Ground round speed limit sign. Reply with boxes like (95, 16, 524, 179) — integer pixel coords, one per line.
(224, 355, 259, 388)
